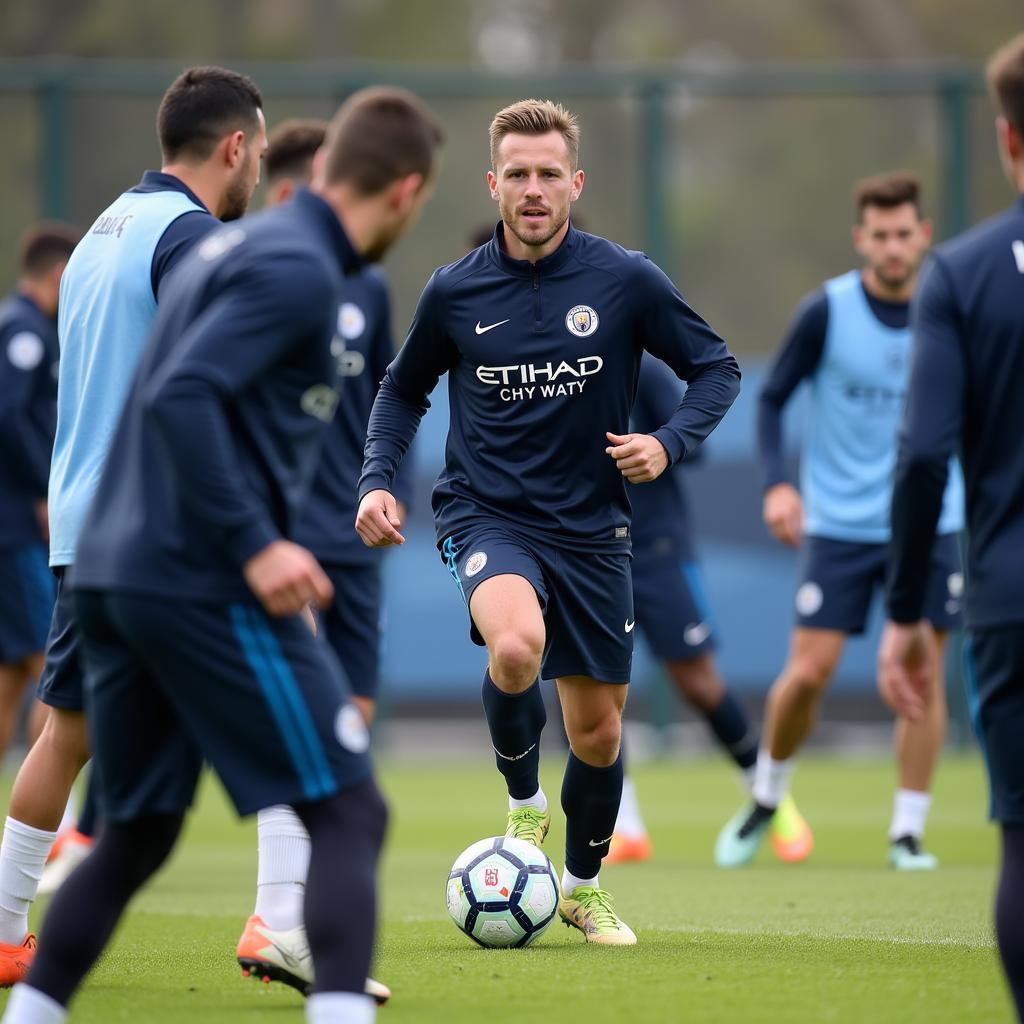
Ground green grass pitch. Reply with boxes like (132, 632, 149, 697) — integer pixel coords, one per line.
(0, 753, 1010, 1022)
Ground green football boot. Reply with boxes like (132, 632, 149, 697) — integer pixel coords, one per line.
(714, 802, 775, 868)
(888, 835, 938, 871)
(505, 806, 550, 847)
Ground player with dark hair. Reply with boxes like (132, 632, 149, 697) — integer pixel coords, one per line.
(0, 224, 78, 762)
(0, 65, 266, 988)
(1, 85, 441, 1024)
(606, 354, 808, 864)
(879, 33, 1024, 1018)
(358, 98, 739, 945)
(715, 171, 963, 869)
(234, 116, 412, 1006)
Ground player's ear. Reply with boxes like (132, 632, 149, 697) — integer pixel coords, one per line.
(570, 169, 585, 201)
(222, 130, 246, 170)
(851, 222, 865, 254)
(919, 218, 934, 246)
(392, 172, 425, 214)
(310, 146, 328, 190)
(487, 170, 499, 201)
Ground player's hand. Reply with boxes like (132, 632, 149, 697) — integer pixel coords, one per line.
(243, 540, 334, 617)
(34, 500, 49, 543)
(356, 489, 405, 548)
(763, 483, 803, 547)
(605, 432, 669, 483)
(877, 620, 934, 722)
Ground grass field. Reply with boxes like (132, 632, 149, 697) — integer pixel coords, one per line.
(0, 753, 1010, 1023)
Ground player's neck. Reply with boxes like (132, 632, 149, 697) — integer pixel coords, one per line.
(861, 267, 914, 304)
(501, 219, 569, 264)
(160, 162, 224, 219)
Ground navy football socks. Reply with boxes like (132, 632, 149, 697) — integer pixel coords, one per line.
(26, 812, 185, 1007)
(705, 690, 759, 771)
(75, 772, 100, 840)
(294, 779, 388, 995)
(996, 824, 1024, 1019)
(561, 749, 624, 879)
(481, 671, 547, 800)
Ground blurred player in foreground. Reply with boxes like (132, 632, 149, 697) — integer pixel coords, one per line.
(0, 66, 265, 989)
(607, 355, 808, 865)
(358, 98, 739, 945)
(1, 87, 441, 1024)
(880, 33, 1024, 1019)
(234, 118, 412, 1006)
(0, 225, 77, 763)
(716, 173, 964, 870)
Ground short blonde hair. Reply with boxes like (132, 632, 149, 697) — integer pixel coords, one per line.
(489, 99, 579, 170)
(988, 33, 1024, 134)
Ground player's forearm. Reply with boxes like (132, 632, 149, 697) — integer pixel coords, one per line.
(145, 375, 281, 565)
(757, 393, 790, 490)
(651, 356, 740, 464)
(886, 454, 948, 623)
(358, 372, 428, 499)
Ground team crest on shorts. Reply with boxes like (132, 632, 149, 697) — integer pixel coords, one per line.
(335, 703, 370, 754)
(565, 304, 599, 337)
(795, 581, 823, 617)
(464, 551, 488, 578)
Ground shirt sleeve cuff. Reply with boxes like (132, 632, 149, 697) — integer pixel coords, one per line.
(226, 518, 281, 566)
(650, 427, 684, 466)
(357, 473, 393, 504)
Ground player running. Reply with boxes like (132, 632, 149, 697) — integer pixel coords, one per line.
(715, 172, 964, 870)
(233, 117, 412, 1006)
(880, 32, 1024, 1019)
(607, 354, 808, 865)
(357, 99, 740, 945)
(0, 225, 77, 765)
(1, 87, 442, 1024)
(0, 66, 266, 988)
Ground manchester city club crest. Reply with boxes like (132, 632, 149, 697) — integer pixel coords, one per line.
(338, 302, 366, 340)
(464, 551, 488, 577)
(565, 304, 600, 337)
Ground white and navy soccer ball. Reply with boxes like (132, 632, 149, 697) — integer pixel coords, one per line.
(445, 836, 560, 948)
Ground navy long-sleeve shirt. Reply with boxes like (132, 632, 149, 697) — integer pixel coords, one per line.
(294, 267, 414, 566)
(758, 280, 910, 491)
(359, 224, 740, 552)
(73, 190, 361, 599)
(888, 194, 1024, 629)
(629, 354, 698, 561)
(0, 293, 59, 545)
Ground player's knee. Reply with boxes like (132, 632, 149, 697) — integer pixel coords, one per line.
(568, 713, 622, 767)
(489, 632, 543, 691)
(40, 709, 90, 767)
(786, 657, 833, 696)
(670, 658, 721, 710)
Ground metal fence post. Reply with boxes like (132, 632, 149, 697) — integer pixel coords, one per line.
(40, 75, 71, 221)
(640, 80, 670, 271)
(939, 73, 972, 238)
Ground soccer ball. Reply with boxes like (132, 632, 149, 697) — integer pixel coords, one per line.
(445, 836, 560, 948)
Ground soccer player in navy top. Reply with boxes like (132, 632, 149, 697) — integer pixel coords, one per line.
(880, 34, 1024, 1017)
(357, 99, 740, 944)
(0, 225, 77, 765)
(233, 118, 408, 1006)
(606, 355, 808, 865)
(1, 89, 442, 1024)
(715, 173, 964, 871)
(0, 66, 267, 993)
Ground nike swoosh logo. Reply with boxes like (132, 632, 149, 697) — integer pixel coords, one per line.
(624, 620, 635, 633)
(475, 319, 510, 335)
(269, 939, 310, 971)
(683, 621, 711, 646)
(589, 835, 613, 847)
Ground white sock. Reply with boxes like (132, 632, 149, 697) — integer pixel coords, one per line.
(508, 787, 547, 813)
(751, 751, 795, 809)
(0, 818, 58, 944)
(612, 777, 647, 839)
(741, 765, 757, 795)
(306, 992, 375, 1024)
(2, 985, 67, 1024)
(254, 805, 309, 931)
(890, 789, 932, 841)
(561, 867, 598, 897)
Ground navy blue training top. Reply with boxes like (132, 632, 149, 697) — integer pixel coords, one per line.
(0, 293, 60, 545)
(73, 189, 361, 600)
(293, 267, 413, 566)
(629, 354, 697, 562)
(359, 223, 740, 553)
(888, 193, 1024, 630)
(758, 280, 910, 491)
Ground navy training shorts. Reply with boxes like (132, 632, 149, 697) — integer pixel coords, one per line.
(0, 543, 54, 665)
(631, 549, 716, 662)
(316, 562, 383, 700)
